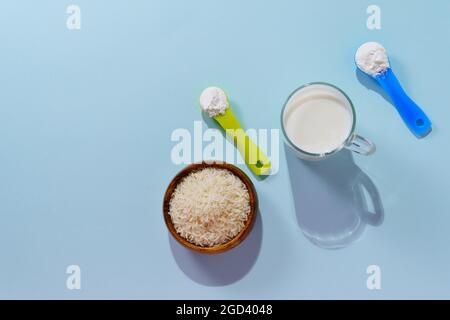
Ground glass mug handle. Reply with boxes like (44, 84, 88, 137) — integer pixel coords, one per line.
(344, 134, 376, 156)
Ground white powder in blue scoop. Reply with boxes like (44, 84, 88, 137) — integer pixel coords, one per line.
(356, 42, 390, 76)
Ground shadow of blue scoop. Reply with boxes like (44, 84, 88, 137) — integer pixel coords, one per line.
(285, 146, 384, 249)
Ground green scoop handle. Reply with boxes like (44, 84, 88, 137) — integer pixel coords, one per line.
(214, 107, 271, 176)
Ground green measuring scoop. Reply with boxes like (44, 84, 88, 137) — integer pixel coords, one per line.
(200, 87, 271, 176)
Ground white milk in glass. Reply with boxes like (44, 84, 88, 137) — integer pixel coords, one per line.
(283, 84, 353, 155)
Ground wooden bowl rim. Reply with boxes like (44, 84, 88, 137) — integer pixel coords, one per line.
(163, 161, 258, 254)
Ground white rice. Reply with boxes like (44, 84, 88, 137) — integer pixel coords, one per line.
(168, 168, 251, 247)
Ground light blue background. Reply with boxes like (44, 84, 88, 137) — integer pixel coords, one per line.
(1, 0, 449, 299)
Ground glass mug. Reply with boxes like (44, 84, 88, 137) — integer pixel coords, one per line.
(281, 82, 375, 160)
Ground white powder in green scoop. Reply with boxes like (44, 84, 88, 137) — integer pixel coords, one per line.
(199, 87, 229, 117)
(168, 168, 250, 247)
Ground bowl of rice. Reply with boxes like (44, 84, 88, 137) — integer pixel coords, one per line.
(163, 162, 258, 254)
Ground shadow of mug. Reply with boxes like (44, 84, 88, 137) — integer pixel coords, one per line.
(285, 146, 384, 249)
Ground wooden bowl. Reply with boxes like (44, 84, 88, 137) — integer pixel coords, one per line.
(163, 162, 258, 254)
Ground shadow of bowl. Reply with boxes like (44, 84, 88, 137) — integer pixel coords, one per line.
(169, 213, 263, 286)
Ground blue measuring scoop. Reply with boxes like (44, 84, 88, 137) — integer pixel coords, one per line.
(356, 43, 432, 138)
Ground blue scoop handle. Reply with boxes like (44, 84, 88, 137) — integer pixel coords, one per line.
(375, 68, 432, 138)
